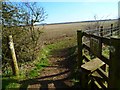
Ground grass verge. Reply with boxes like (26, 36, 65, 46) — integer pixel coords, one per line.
(2, 44, 51, 89)
(2, 36, 77, 89)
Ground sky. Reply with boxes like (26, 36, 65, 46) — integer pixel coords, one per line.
(39, 2, 118, 24)
(8, 0, 120, 24)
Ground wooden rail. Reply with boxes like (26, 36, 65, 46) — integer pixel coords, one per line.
(77, 24, 120, 89)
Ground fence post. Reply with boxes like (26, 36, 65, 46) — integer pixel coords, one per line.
(100, 26, 103, 54)
(97, 26, 99, 36)
(109, 38, 120, 88)
(77, 30, 83, 69)
(100, 26, 103, 37)
(117, 25, 120, 37)
(99, 26, 107, 71)
(8, 35, 19, 76)
(118, 26, 120, 37)
(111, 24, 113, 36)
(77, 30, 85, 87)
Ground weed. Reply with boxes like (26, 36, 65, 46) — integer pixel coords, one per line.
(2, 77, 20, 89)
(102, 46, 110, 59)
(28, 69, 39, 78)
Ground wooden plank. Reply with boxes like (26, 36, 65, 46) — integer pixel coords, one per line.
(102, 37, 110, 45)
(81, 58, 105, 73)
(83, 32, 90, 38)
(77, 30, 83, 69)
(92, 77, 107, 89)
(83, 55, 90, 62)
(83, 44, 109, 64)
(90, 37, 101, 57)
(96, 68, 108, 82)
(100, 56, 109, 65)
(109, 38, 120, 88)
(83, 32, 102, 40)
(83, 44, 90, 52)
(83, 45, 109, 65)
(94, 80, 102, 89)
(91, 71, 103, 78)
(91, 68, 108, 81)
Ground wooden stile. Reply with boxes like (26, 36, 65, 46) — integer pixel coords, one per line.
(77, 24, 120, 89)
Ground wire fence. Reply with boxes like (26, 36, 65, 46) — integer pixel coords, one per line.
(84, 26, 120, 37)
(82, 24, 120, 45)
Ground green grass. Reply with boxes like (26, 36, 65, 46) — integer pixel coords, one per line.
(27, 46, 50, 78)
(83, 45, 110, 61)
(47, 37, 76, 51)
(102, 46, 109, 59)
(2, 37, 77, 89)
(2, 77, 20, 90)
(2, 44, 51, 89)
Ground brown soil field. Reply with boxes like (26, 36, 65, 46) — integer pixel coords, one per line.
(36, 20, 116, 45)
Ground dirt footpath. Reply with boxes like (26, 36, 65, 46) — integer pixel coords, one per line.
(19, 46, 77, 89)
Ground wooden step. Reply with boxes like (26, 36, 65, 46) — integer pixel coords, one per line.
(81, 58, 105, 73)
(91, 71, 103, 78)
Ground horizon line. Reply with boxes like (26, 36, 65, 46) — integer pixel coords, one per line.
(36, 18, 118, 25)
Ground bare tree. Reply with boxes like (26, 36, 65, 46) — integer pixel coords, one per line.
(21, 2, 48, 60)
(23, 2, 47, 26)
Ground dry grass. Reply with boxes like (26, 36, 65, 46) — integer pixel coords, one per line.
(35, 20, 116, 45)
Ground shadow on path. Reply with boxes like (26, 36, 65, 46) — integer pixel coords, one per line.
(19, 70, 71, 89)
(19, 45, 81, 89)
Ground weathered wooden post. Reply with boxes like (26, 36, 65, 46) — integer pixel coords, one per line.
(100, 26, 107, 72)
(100, 26, 103, 37)
(109, 38, 120, 88)
(97, 26, 99, 36)
(119, 25, 120, 36)
(8, 35, 19, 76)
(77, 30, 83, 69)
(111, 24, 113, 36)
(77, 30, 87, 88)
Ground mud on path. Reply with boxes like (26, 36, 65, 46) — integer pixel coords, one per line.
(19, 45, 77, 89)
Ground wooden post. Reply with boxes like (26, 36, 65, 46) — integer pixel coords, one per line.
(77, 30, 84, 87)
(100, 26, 106, 71)
(77, 30, 83, 69)
(109, 38, 120, 88)
(117, 25, 120, 37)
(100, 26, 103, 37)
(8, 35, 19, 76)
(99, 27, 103, 57)
(97, 26, 99, 36)
(111, 24, 113, 36)
(117, 26, 119, 36)
(99, 26, 103, 53)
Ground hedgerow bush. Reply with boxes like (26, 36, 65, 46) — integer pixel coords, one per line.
(2, 2, 47, 75)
